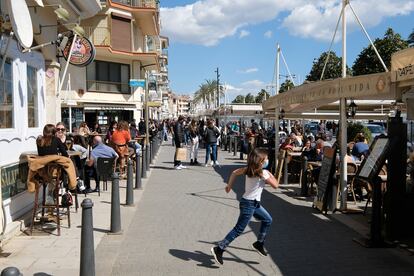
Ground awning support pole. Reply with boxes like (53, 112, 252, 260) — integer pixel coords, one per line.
(274, 108, 280, 174)
(339, 0, 348, 211)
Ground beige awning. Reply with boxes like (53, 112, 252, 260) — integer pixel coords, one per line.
(262, 72, 396, 113)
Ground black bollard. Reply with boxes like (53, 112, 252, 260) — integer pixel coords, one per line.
(283, 156, 289, 185)
(371, 176, 384, 246)
(300, 156, 308, 196)
(110, 173, 122, 234)
(233, 137, 237, 156)
(1, 267, 22, 276)
(126, 159, 134, 206)
(142, 146, 147, 178)
(146, 142, 150, 172)
(239, 139, 244, 160)
(150, 140, 154, 164)
(80, 198, 95, 276)
(228, 136, 231, 153)
(135, 152, 142, 189)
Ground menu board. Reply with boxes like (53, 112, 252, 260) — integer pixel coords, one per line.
(358, 137, 389, 181)
(314, 147, 337, 212)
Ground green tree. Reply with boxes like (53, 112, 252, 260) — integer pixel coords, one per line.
(352, 28, 409, 76)
(409, 29, 414, 47)
(306, 51, 350, 81)
(245, 93, 256, 103)
(347, 122, 372, 144)
(232, 95, 245, 103)
(279, 79, 294, 93)
(255, 89, 270, 103)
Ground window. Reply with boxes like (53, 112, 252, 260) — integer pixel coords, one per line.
(86, 60, 130, 93)
(27, 66, 39, 128)
(0, 57, 13, 129)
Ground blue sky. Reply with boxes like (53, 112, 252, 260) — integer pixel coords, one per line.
(160, 0, 414, 101)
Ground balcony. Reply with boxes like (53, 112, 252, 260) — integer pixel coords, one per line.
(106, 0, 159, 35)
(84, 27, 110, 46)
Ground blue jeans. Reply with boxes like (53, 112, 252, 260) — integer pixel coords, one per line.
(205, 143, 217, 164)
(218, 198, 272, 250)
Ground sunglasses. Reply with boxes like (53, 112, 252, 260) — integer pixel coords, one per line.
(56, 128, 66, 132)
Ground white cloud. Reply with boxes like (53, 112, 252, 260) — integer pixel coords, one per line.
(282, 0, 414, 41)
(224, 80, 270, 102)
(264, 30, 273, 38)
(239, 30, 250, 38)
(161, 0, 414, 45)
(237, 67, 259, 74)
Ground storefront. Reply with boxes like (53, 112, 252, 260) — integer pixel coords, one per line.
(0, 39, 46, 229)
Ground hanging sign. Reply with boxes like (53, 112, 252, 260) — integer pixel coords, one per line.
(129, 79, 146, 88)
(63, 35, 96, 67)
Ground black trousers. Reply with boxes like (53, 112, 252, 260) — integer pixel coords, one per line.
(174, 141, 182, 167)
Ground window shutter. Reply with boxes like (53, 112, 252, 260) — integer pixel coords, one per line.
(111, 14, 131, 52)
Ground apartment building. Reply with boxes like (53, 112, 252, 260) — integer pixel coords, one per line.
(61, 0, 168, 130)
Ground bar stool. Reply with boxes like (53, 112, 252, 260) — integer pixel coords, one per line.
(30, 162, 71, 236)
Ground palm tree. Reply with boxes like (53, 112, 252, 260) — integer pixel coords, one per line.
(193, 79, 225, 109)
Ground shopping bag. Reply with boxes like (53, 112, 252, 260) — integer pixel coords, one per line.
(176, 148, 187, 161)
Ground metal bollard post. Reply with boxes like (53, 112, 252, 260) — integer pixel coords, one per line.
(233, 137, 237, 156)
(146, 142, 150, 172)
(126, 159, 134, 206)
(135, 152, 142, 189)
(142, 146, 147, 178)
(1, 267, 22, 276)
(239, 139, 244, 160)
(228, 136, 231, 153)
(150, 140, 155, 164)
(371, 176, 384, 246)
(110, 173, 122, 234)
(80, 198, 95, 276)
(300, 156, 308, 196)
(283, 156, 289, 185)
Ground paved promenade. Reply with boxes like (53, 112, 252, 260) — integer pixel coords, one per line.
(96, 143, 414, 276)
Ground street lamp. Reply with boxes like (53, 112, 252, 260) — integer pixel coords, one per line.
(347, 99, 358, 119)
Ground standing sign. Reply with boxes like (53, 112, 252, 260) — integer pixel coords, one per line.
(357, 137, 390, 181)
(275, 150, 286, 183)
(314, 147, 337, 213)
(63, 36, 96, 67)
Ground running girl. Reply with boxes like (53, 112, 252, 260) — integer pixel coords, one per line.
(211, 148, 278, 265)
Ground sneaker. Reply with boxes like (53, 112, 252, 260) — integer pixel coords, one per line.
(175, 165, 182, 170)
(210, 160, 214, 166)
(252, 241, 267, 257)
(211, 246, 224, 265)
(179, 165, 187, 169)
(213, 161, 220, 167)
(77, 179, 85, 192)
(204, 163, 209, 167)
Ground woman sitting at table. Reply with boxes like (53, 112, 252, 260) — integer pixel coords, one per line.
(37, 124, 68, 157)
(111, 120, 131, 177)
(105, 121, 117, 144)
(79, 122, 91, 137)
(36, 124, 70, 204)
(55, 122, 67, 144)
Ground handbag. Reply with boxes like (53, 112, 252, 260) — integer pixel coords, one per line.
(175, 147, 187, 161)
(61, 191, 73, 207)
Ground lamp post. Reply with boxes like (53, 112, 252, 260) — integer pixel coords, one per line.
(347, 99, 358, 119)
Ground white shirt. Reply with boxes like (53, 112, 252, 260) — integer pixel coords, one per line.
(242, 169, 271, 201)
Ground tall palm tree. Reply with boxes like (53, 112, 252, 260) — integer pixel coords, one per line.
(193, 79, 225, 109)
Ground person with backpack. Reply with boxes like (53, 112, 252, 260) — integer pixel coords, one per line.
(211, 148, 279, 265)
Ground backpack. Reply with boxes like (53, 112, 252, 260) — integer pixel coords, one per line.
(61, 191, 73, 207)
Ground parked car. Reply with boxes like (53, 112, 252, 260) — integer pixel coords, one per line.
(364, 124, 386, 139)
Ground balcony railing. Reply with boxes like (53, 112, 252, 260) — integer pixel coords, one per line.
(87, 80, 130, 94)
(110, 0, 159, 8)
(145, 35, 161, 53)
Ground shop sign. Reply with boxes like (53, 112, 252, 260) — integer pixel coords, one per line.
(1, 162, 28, 200)
(63, 36, 96, 67)
(129, 79, 146, 88)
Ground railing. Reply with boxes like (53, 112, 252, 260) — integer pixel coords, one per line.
(110, 0, 159, 8)
(84, 27, 110, 46)
(87, 80, 130, 94)
(145, 35, 161, 53)
(161, 49, 168, 58)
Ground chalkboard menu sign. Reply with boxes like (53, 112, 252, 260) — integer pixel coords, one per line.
(275, 150, 286, 182)
(314, 147, 337, 212)
(357, 137, 389, 181)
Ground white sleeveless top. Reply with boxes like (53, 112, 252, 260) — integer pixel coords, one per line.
(242, 169, 271, 201)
